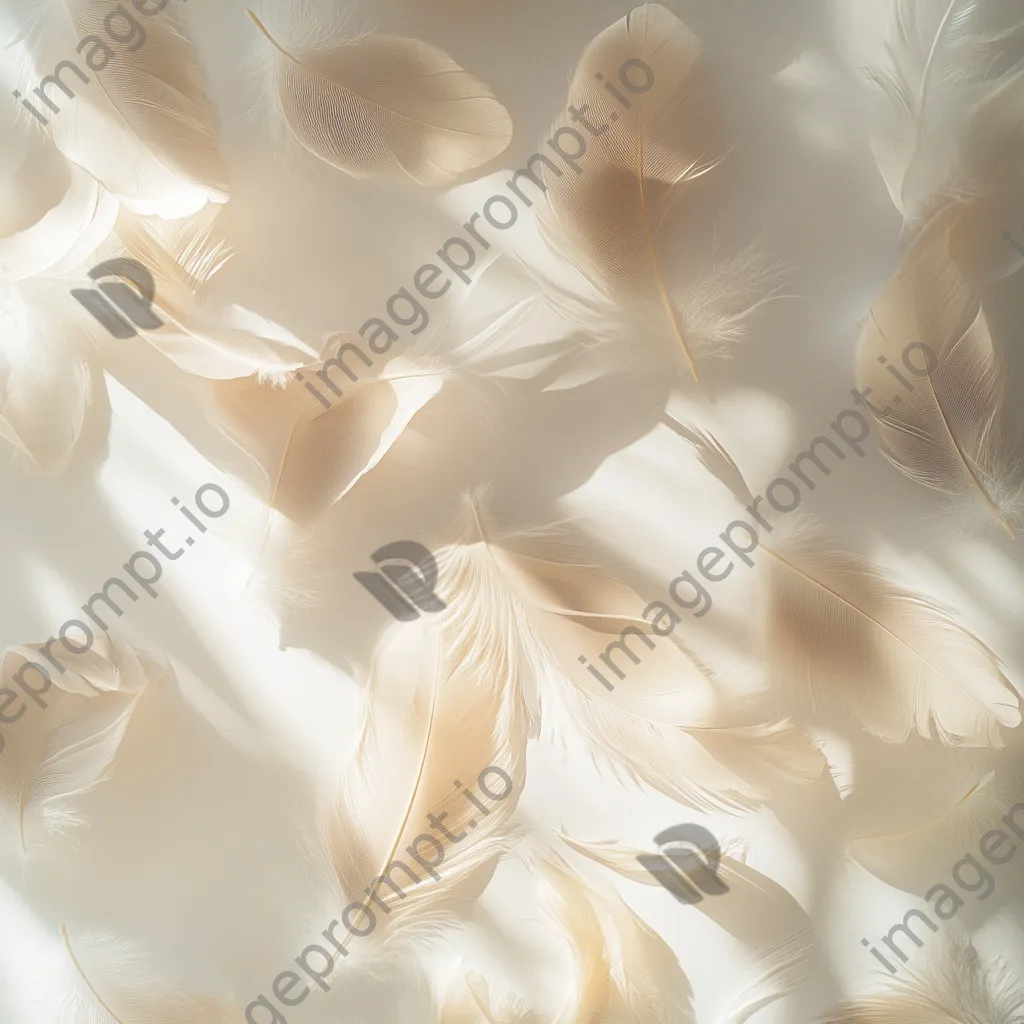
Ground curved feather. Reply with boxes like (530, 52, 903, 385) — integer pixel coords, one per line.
(17, 0, 228, 217)
(247, 10, 512, 186)
(857, 209, 1023, 533)
(538, 4, 733, 381)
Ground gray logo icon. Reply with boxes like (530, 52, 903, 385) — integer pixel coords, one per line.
(637, 823, 730, 905)
(72, 258, 164, 339)
(354, 541, 447, 621)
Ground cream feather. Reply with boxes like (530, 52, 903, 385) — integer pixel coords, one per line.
(320, 547, 532, 947)
(0, 632, 151, 856)
(101, 208, 319, 378)
(441, 970, 543, 1024)
(16, 0, 228, 218)
(452, 496, 823, 812)
(59, 925, 242, 1024)
(857, 209, 1024, 534)
(867, 0, 1024, 224)
(537, 4, 762, 383)
(537, 851, 695, 1024)
(246, 10, 512, 186)
(823, 938, 1024, 1023)
(209, 355, 444, 525)
(676, 427, 1022, 745)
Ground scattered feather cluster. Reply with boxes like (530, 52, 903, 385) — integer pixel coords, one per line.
(2, 0, 1024, 1022)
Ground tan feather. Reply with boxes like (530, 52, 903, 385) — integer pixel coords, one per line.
(21, 0, 228, 217)
(320, 547, 531, 949)
(762, 532, 1021, 746)
(247, 10, 512, 186)
(672, 425, 1022, 745)
(456, 496, 823, 812)
(537, 852, 695, 1024)
(104, 209, 318, 378)
(559, 834, 817, 1024)
(538, 4, 734, 382)
(0, 632, 152, 856)
(857, 209, 1022, 534)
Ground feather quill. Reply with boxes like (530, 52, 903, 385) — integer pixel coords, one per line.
(857, 209, 1023, 533)
(246, 10, 512, 186)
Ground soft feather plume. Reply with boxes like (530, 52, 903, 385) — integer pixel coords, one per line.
(13, 0, 228, 218)
(441, 970, 543, 1024)
(821, 938, 1024, 1023)
(59, 925, 242, 1024)
(319, 545, 532, 949)
(0, 632, 152, 856)
(536, 4, 774, 382)
(449, 495, 823, 812)
(857, 209, 1024, 534)
(676, 426, 1022, 746)
(246, 10, 512, 185)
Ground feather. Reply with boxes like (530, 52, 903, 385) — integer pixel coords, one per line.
(100, 208, 318, 378)
(14, 0, 228, 218)
(857, 209, 1023, 534)
(559, 834, 817, 1024)
(441, 970, 543, 1024)
(209, 355, 444, 524)
(866, 0, 1024, 224)
(536, 851, 695, 1024)
(451, 496, 823, 812)
(320, 548, 532, 949)
(670, 423, 1022, 745)
(823, 938, 1024, 1023)
(0, 127, 117, 281)
(0, 632, 152, 855)
(59, 925, 241, 1024)
(537, 4, 756, 382)
(762, 530, 1021, 745)
(246, 10, 512, 186)
(0, 275, 98, 472)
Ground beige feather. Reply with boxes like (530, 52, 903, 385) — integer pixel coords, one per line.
(59, 925, 242, 1024)
(538, 4, 736, 382)
(0, 632, 152, 856)
(441, 970, 542, 1024)
(209, 356, 443, 525)
(559, 834, 818, 1024)
(675, 426, 1022, 746)
(20, 0, 228, 218)
(320, 546, 532, 948)
(246, 10, 512, 186)
(455, 496, 823, 812)
(536, 852, 695, 1024)
(858, 209, 1023, 534)
(102, 208, 318, 378)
